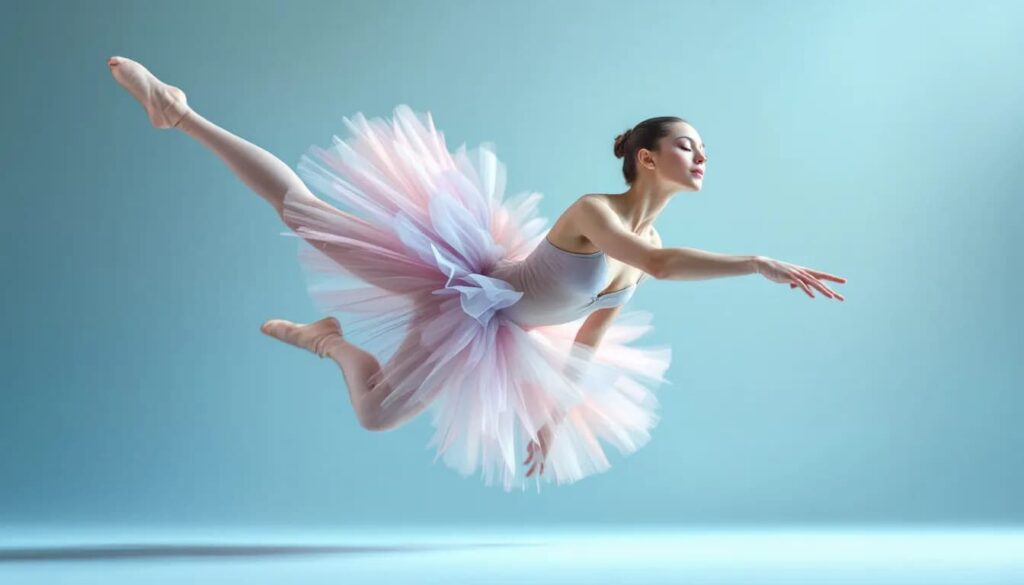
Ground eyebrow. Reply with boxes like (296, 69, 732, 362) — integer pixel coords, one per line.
(675, 136, 705, 147)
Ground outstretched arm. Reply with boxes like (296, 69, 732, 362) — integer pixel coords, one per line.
(574, 196, 754, 280)
(579, 198, 754, 280)
(653, 247, 759, 280)
(575, 196, 846, 299)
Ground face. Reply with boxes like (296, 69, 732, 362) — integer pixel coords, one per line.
(640, 122, 708, 192)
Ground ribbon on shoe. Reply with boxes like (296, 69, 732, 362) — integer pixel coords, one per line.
(428, 242, 523, 325)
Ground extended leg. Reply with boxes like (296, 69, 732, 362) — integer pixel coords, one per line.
(175, 110, 342, 219)
(108, 56, 407, 294)
(108, 56, 335, 218)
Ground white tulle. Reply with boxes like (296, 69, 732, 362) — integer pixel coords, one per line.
(280, 105, 673, 491)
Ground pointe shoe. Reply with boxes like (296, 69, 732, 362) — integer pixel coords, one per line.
(260, 316, 343, 358)
(108, 56, 191, 129)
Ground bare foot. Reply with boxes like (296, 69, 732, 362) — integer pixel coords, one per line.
(107, 55, 191, 129)
(260, 316, 343, 358)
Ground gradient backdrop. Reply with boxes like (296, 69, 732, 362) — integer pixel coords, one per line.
(2, 0, 1021, 530)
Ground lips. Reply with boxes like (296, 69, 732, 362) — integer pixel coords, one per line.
(691, 169, 704, 178)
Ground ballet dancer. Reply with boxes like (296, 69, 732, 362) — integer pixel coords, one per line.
(108, 56, 845, 490)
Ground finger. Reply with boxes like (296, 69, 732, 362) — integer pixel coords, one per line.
(797, 270, 834, 299)
(813, 279, 844, 301)
(790, 274, 812, 297)
(523, 443, 534, 465)
(526, 462, 538, 477)
(540, 461, 545, 476)
(804, 268, 847, 284)
(799, 270, 845, 301)
(793, 275, 814, 298)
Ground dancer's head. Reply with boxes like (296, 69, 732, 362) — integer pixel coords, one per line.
(614, 117, 707, 192)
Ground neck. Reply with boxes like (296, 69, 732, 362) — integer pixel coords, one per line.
(614, 176, 678, 232)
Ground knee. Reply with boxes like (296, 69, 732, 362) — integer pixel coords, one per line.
(275, 201, 294, 229)
(278, 189, 337, 233)
(356, 407, 399, 433)
(276, 187, 311, 228)
(358, 416, 389, 433)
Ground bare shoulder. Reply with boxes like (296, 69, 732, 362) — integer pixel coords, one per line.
(579, 194, 662, 247)
(548, 194, 617, 248)
(572, 193, 618, 222)
(577, 192, 614, 208)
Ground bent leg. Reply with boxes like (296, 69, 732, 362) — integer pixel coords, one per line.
(323, 302, 441, 432)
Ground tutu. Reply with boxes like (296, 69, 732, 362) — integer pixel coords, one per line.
(280, 105, 672, 491)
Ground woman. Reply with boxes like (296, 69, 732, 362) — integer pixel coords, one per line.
(107, 56, 846, 491)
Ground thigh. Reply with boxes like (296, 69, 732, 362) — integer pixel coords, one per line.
(282, 187, 414, 296)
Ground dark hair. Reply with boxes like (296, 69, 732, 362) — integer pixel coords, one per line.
(613, 116, 688, 184)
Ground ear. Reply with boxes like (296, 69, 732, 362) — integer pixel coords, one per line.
(636, 147, 656, 171)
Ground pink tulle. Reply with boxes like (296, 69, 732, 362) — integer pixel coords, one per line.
(280, 105, 672, 491)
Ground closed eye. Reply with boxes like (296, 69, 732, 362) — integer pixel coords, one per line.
(680, 145, 709, 157)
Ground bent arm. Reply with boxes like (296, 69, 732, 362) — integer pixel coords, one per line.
(543, 306, 621, 434)
(574, 305, 621, 350)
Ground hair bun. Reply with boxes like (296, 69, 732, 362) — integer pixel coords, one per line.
(613, 128, 633, 159)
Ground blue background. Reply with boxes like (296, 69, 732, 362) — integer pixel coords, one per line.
(2, 0, 1021, 530)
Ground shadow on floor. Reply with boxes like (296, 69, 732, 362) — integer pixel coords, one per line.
(0, 542, 539, 562)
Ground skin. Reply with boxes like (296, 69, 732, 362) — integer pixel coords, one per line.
(545, 121, 708, 289)
(524, 121, 848, 477)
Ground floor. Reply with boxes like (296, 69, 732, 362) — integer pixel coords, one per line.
(1, 526, 1021, 584)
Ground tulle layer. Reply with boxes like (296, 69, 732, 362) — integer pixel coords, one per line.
(280, 105, 672, 491)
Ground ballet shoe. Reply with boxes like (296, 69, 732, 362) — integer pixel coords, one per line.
(108, 56, 191, 129)
(260, 316, 343, 359)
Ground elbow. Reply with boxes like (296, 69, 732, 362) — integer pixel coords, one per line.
(645, 250, 667, 280)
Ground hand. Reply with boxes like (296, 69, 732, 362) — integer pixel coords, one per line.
(523, 425, 554, 478)
(754, 256, 847, 301)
